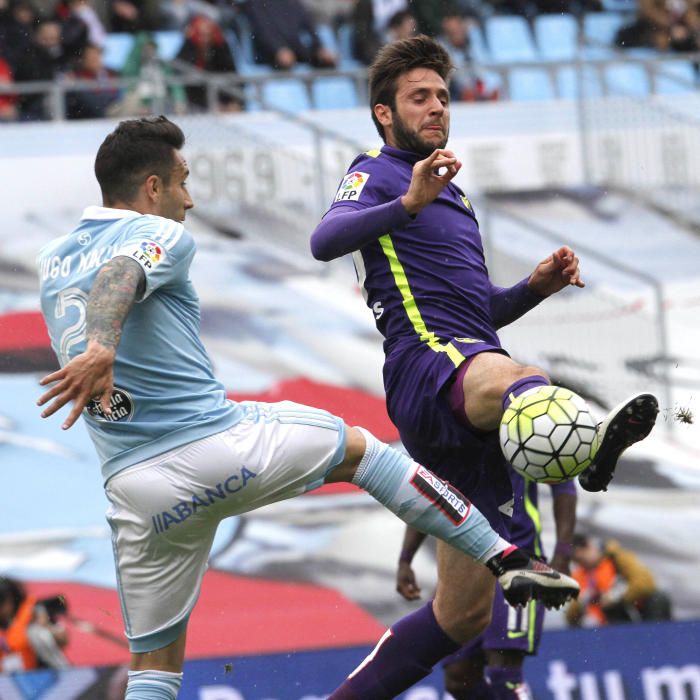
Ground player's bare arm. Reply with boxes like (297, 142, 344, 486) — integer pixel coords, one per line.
(401, 149, 462, 216)
(527, 245, 585, 297)
(37, 257, 145, 429)
(396, 526, 428, 601)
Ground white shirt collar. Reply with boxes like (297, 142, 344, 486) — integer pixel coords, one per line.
(81, 205, 143, 221)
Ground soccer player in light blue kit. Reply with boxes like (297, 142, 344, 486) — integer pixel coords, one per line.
(37, 117, 579, 700)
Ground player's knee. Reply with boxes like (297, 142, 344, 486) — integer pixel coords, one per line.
(448, 604, 492, 644)
(325, 425, 367, 483)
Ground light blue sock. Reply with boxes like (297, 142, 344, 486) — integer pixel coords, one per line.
(126, 670, 183, 700)
(352, 429, 506, 562)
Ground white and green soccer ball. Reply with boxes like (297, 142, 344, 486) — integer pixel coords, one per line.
(499, 385, 599, 484)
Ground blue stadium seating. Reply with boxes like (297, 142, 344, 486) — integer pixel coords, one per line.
(154, 30, 184, 61)
(261, 78, 312, 112)
(486, 16, 538, 63)
(508, 67, 556, 100)
(316, 24, 339, 55)
(582, 12, 626, 56)
(654, 60, 698, 94)
(102, 32, 134, 71)
(312, 76, 359, 109)
(534, 14, 578, 61)
(604, 62, 651, 96)
(468, 24, 490, 63)
(556, 65, 604, 98)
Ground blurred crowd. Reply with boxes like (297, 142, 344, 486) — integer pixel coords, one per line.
(0, 0, 699, 122)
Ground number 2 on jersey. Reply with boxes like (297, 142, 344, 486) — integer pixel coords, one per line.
(55, 287, 88, 366)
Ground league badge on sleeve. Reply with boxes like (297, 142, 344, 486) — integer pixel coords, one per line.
(335, 171, 370, 202)
(128, 239, 166, 272)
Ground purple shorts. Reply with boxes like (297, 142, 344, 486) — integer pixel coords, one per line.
(443, 585, 546, 664)
(384, 342, 513, 537)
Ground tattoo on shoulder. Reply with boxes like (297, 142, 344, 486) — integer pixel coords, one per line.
(87, 257, 147, 352)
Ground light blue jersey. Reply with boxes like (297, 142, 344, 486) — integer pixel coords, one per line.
(38, 206, 244, 483)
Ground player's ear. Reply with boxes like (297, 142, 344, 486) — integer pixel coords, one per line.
(374, 103, 392, 129)
(144, 174, 160, 201)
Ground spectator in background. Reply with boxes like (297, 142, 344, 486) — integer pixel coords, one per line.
(13, 19, 67, 119)
(301, 0, 354, 26)
(350, 0, 408, 64)
(108, 0, 160, 32)
(243, 0, 336, 69)
(114, 31, 186, 115)
(616, 0, 700, 51)
(65, 43, 120, 118)
(566, 534, 673, 627)
(55, 0, 106, 50)
(0, 0, 37, 71)
(0, 48, 18, 120)
(385, 8, 416, 41)
(175, 14, 242, 112)
(53, 0, 88, 66)
(0, 577, 69, 672)
(438, 5, 499, 101)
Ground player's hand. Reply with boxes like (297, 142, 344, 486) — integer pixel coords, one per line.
(396, 561, 422, 601)
(527, 245, 584, 297)
(37, 342, 115, 430)
(401, 149, 462, 216)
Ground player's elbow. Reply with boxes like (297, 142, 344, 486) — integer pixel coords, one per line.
(310, 234, 334, 262)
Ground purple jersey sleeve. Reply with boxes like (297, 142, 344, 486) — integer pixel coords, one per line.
(310, 197, 414, 261)
(488, 277, 546, 328)
(549, 479, 578, 496)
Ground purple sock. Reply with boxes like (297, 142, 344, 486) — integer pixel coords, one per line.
(501, 375, 549, 412)
(328, 601, 460, 700)
(485, 665, 531, 699)
(447, 678, 497, 700)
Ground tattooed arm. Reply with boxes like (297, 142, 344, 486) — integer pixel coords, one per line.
(38, 257, 146, 430)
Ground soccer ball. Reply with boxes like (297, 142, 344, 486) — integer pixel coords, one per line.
(500, 386, 599, 483)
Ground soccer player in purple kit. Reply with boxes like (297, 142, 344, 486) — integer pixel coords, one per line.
(395, 473, 577, 699)
(310, 35, 658, 698)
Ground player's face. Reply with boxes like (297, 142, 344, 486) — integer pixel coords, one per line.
(159, 151, 194, 222)
(385, 68, 450, 156)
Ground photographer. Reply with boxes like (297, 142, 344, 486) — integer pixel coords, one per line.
(0, 577, 69, 671)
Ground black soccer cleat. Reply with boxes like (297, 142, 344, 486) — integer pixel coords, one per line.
(578, 393, 659, 493)
(486, 547, 579, 609)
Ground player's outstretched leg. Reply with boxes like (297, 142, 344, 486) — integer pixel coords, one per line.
(345, 428, 579, 609)
(578, 393, 659, 492)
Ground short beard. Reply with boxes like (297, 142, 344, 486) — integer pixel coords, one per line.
(391, 110, 448, 157)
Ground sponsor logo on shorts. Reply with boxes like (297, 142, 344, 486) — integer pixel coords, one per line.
(85, 387, 134, 422)
(128, 239, 165, 271)
(334, 171, 370, 202)
(151, 467, 258, 534)
(410, 466, 470, 525)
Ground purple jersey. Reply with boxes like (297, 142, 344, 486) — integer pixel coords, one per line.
(313, 145, 544, 533)
(329, 146, 502, 358)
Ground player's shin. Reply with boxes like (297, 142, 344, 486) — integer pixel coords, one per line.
(351, 428, 508, 564)
(328, 601, 459, 700)
(125, 670, 183, 699)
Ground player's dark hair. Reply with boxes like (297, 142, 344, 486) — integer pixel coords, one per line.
(94, 116, 185, 205)
(368, 35, 453, 140)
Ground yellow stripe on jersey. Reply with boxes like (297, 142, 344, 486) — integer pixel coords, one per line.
(365, 149, 381, 158)
(378, 234, 464, 367)
(523, 478, 543, 558)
